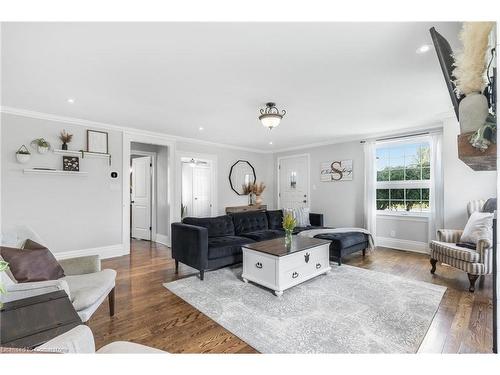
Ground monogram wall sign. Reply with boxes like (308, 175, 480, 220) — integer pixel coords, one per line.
(320, 160, 353, 182)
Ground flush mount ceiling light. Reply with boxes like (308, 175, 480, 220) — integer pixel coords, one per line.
(259, 102, 286, 130)
(416, 44, 432, 54)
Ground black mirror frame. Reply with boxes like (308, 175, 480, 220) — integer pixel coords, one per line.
(229, 160, 256, 196)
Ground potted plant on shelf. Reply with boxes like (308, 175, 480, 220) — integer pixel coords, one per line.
(30, 138, 51, 154)
(252, 182, 266, 205)
(282, 212, 297, 247)
(0, 260, 9, 308)
(15, 145, 31, 164)
(59, 130, 73, 150)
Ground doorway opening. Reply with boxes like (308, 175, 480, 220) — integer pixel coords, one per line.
(180, 155, 216, 219)
(130, 142, 169, 246)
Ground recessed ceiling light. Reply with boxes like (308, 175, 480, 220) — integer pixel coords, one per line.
(269, 141, 273, 145)
(199, 126, 204, 131)
(416, 44, 432, 54)
(67, 98, 75, 104)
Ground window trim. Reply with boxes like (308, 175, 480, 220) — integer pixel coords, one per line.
(375, 137, 431, 217)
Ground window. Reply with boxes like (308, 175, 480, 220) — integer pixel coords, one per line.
(376, 141, 430, 214)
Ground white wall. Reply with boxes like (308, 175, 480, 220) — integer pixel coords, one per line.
(1, 113, 123, 254)
(176, 141, 274, 215)
(443, 116, 497, 229)
(274, 141, 364, 228)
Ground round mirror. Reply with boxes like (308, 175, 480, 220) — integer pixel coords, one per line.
(229, 160, 256, 195)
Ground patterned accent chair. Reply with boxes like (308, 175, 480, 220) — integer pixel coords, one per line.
(429, 200, 492, 292)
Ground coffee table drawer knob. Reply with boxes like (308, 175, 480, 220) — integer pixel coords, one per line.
(316, 263, 322, 269)
(292, 271, 299, 279)
(255, 262, 263, 269)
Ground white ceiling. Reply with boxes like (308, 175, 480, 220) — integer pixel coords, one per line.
(1, 22, 461, 151)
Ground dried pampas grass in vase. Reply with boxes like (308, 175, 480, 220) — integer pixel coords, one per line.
(453, 22, 494, 133)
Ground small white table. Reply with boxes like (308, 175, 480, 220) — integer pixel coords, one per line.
(241, 236, 331, 296)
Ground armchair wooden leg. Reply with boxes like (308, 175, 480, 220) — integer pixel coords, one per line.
(108, 287, 115, 317)
(430, 258, 437, 274)
(362, 249, 366, 257)
(467, 273, 479, 293)
(175, 260, 179, 273)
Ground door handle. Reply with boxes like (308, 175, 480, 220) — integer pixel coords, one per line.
(131, 200, 135, 204)
(303, 200, 307, 203)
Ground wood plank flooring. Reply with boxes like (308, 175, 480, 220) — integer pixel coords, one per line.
(88, 240, 493, 353)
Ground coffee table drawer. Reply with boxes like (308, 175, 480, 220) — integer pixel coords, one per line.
(280, 243, 330, 271)
(242, 249, 277, 287)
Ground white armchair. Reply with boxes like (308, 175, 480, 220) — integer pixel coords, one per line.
(1, 225, 116, 322)
(36, 325, 165, 354)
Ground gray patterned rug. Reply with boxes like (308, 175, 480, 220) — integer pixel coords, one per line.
(164, 264, 445, 353)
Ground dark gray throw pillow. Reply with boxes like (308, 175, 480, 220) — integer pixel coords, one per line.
(482, 198, 497, 213)
(22, 239, 48, 250)
(0, 245, 65, 283)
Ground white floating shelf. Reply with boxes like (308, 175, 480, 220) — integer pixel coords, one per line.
(53, 149, 111, 165)
(23, 169, 88, 176)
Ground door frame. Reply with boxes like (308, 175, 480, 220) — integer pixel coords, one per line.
(276, 153, 311, 209)
(176, 151, 218, 217)
(130, 150, 156, 242)
(122, 132, 176, 253)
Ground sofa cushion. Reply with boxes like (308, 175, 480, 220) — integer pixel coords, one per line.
(230, 211, 269, 235)
(314, 232, 368, 250)
(0, 245, 65, 283)
(240, 229, 285, 241)
(207, 236, 254, 260)
(430, 241, 480, 263)
(183, 215, 235, 238)
(266, 210, 283, 230)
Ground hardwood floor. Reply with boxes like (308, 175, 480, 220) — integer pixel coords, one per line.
(88, 240, 493, 353)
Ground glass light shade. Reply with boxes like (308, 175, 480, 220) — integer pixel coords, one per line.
(260, 114, 281, 129)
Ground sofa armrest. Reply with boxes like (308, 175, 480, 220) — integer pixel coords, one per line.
(3, 279, 71, 303)
(171, 223, 208, 271)
(309, 213, 324, 227)
(436, 229, 463, 243)
(58, 255, 101, 275)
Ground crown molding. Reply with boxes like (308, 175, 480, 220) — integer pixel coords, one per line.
(0, 106, 271, 154)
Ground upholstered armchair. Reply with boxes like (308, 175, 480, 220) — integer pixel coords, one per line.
(429, 200, 493, 292)
(1, 225, 116, 322)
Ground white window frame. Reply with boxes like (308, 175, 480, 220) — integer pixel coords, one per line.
(375, 136, 431, 218)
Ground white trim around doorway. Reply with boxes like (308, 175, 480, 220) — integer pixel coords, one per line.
(122, 132, 176, 253)
(130, 150, 157, 243)
(175, 151, 218, 217)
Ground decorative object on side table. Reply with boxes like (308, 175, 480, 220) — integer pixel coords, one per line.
(320, 160, 353, 181)
(282, 212, 297, 247)
(15, 145, 31, 164)
(63, 156, 80, 171)
(252, 182, 266, 205)
(87, 129, 108, 154)
(59, 129, 73, 150)
(30, 138, 51, 154)
(242, 182, 255, 205)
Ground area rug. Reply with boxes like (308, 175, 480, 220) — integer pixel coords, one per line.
(163, 264, 446, 353)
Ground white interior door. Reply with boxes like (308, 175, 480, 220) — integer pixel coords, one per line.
(279, 155, 309, 209)
(192, 165, 211, 217)
(181, 162, 212, 218)
(131, 156, 151, 240)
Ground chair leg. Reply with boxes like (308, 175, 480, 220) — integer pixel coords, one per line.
(175, 260, 179, 273)
(200, 270, 205, 281)
(430, 258, 437, 274)
(337, 258, 342, 266)
(108, 287, 115, 317)
(467, 273, 479, 293)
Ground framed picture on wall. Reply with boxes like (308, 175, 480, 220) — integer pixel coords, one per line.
(320, 160, 353, 181)
(63, 156, 80, 171)
(87, 130, 109, 154)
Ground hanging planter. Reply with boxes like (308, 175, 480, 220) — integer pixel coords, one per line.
(30, 138, 51, 154)
(15, 145, 31, 164)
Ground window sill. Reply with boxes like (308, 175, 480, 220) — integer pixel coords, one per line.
(376, 211, 429, 221)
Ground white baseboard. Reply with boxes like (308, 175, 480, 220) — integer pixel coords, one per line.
(155, 233, 170, 247)
(54, 244, 127, 260)
(376, 237, 429, 254)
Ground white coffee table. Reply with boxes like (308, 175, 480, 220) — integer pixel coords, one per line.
(241, 236, 331, 296)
